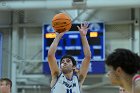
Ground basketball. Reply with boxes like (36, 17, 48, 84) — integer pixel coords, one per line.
(52, 13, 72, 33)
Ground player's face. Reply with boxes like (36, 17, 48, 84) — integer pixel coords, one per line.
(106, 66, 121, 86)
(60, 58, 74, 74)
(0, 81, 10, 93)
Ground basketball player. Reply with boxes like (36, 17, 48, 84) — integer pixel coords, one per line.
(48, 22, 91, 93)
(0, 78, 12, 93)
(105, 48, 140, 93)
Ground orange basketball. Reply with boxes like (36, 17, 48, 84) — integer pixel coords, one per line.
(52, 13, 72, 33)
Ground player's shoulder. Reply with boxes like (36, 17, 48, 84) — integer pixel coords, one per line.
(133, 74, 140, 89)
(133, 74, 140, 93)
(51, 72, 63, 88)
(133, 74, 140, 82)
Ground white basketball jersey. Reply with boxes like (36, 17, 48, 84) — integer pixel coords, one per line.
(132, 74, 140, 93)
(51, 73, 81, 93)
(119, 74, 140, 93)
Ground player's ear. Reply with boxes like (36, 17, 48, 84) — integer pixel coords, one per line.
(73, 66, 77, 71)
(72, 65, 75, 68)
(115, 67, 123, 75)
(73, 67, 79, 73)
(72, 65, 76, 68)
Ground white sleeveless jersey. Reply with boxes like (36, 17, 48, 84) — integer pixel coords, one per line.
(51, 73, 81, 93)
(132, 74, 140, 93)
(119, 74, 140, 93)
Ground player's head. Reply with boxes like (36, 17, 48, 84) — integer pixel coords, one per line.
(105, 48, 140, 85)
(0, 78, 12, 93)
(60, 55, 77, 74)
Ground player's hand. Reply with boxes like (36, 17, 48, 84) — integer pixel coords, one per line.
(77, 22, 89, 36)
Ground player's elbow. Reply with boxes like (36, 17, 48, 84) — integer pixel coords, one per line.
(48, 50, 54, 56)
(85, 53, 91, 59)
(48, 52, 52, 56)
(48, 52, 54, 60)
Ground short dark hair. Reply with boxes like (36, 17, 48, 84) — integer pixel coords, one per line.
(60, 55, 77, 66)
(105, 48, 140, 75)
(0, 78, 12, 88)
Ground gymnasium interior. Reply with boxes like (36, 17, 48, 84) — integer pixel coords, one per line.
(0, 0, 140, 93)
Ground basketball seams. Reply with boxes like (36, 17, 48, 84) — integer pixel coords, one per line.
(52, 19, 71, 27)
(52, 22, 71, 29)
(52, 18, 71, 22)
(52, 18, 71, 28)
(53, 22, 71, 28)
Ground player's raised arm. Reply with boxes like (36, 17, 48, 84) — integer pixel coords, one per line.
(48, 32, 64, 78)
(77, 22, 91, 85)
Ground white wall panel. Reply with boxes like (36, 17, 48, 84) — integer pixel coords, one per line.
(105, 24, 132, 55)
(89, 9, 131, 22)
(25, 10, 56, 24)
(24, 27, 42, 60)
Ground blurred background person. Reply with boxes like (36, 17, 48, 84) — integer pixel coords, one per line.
(105, 48, 140, 93)
(0, 78, 12, 93)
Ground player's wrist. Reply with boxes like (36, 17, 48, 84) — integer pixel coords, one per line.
(80, 34, 86, 37)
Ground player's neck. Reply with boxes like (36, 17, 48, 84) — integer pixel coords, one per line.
(120, 74, 133, 93)
(64, 71, 73, 80)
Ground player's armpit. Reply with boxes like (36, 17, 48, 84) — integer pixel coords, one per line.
(78, 74, 85, 85)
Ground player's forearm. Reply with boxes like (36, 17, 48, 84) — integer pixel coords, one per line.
(48, 35, 62, 56)
(81, 35, 91, 57)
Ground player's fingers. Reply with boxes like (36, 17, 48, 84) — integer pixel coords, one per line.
(84, 21, 89, 28)
(77, 26, 81, 31)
